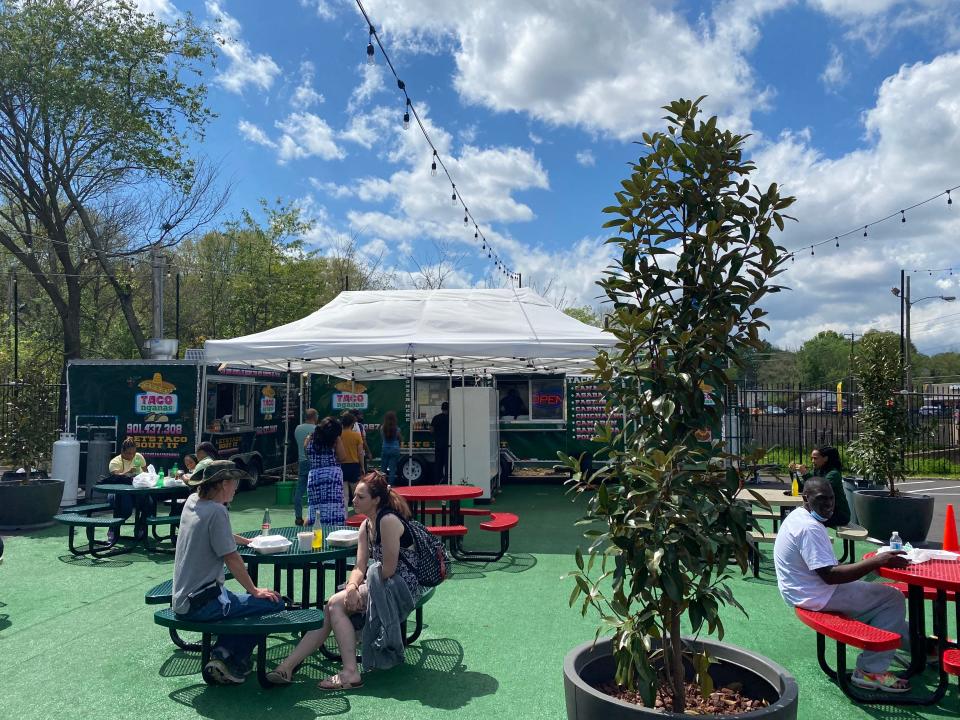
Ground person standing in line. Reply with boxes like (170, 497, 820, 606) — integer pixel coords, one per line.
(354, 409, 373, 463)
(339, 411, 366, 504)
(293, 408, 319, 526)
(379, 410, 402, 484)
(430, 401, 450, 483)
(306, 417, 347, 525)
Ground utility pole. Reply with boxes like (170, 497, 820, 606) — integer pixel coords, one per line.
(12, 272, 18, 383)
(899, 268, 905, 387)
(905, 274, 912, 393)
(151, 247, 165, 340)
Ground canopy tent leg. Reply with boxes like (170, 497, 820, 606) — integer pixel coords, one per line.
(282, 361, 291, 483)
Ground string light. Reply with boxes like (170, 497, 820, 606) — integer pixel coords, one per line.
(785, 184, 960, 270)
(128, 259, 135, 272)
(354, 0, 518, 283)
(464, 211, 469, 226)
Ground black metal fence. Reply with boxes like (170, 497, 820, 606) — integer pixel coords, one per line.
(725, 384, 960, 475)
(0, 381, 64, 466)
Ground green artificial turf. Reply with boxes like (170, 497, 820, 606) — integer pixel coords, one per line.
(0, 483, 956, 719)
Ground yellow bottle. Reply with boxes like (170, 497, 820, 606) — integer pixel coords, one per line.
(311, 528, 323, 549)
(791, 476, 799, 497)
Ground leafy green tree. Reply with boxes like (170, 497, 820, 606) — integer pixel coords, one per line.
(0, 0, 219, 376)
(796, 330, 851, 387)
(563, 305, 603, 327)
(847, 333, 908, 492)
(173, 201, 390, 346)
(566, 97, 794, 710)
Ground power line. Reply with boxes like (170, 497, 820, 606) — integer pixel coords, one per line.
(354, 0, 519, 283)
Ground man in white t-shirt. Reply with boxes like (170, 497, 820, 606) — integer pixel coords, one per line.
(773, 477, 912, 693)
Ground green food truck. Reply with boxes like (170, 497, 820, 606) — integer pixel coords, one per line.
(67, 359, 300, 490)
(309, 373, 612, 485)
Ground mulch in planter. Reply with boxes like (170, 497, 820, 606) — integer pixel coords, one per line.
(595, 680, 770, 715)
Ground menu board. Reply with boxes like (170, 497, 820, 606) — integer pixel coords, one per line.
(567, 377, 611, 443)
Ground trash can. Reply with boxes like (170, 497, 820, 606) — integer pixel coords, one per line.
(275, 481, 296, 506)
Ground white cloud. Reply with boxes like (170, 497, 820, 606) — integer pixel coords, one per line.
(237, 119, 276, 148)
(291, 61, 325, 109)
(347, 64, 386, 114)
(528, 132, 543, 145)
(820, 45, 848, 91)
(356, 0, 773, 141)
(275, 112, 345, 162)
(575, 150, 596, 167)
(298, 0, 337, 20)
(134, 0, 178, 21)
(309, 178, 354, 199)
(206, 0, 281, 94)
(238, 113, 345, 163)
(750, 51, 960, 352)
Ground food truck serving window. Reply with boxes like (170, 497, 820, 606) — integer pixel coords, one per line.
(498, 378, 565, 422)
(207, 381, 255, 431)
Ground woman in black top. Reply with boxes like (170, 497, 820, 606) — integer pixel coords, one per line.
(791, 445, 850, 527)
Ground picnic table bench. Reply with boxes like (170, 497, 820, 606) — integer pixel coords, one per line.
(145, 574, 233, 651)
(154, 607, 325, 688)
(794, 607, 906, 704)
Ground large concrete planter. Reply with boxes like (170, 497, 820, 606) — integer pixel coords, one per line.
(0, 479, 65, 530)
(564, 637, 798, 720)
(853, 489, 935, 544)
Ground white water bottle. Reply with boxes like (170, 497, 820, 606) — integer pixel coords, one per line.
(889, 531, 903, 551)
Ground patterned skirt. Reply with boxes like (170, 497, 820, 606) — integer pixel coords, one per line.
(306, 465, 345, 525)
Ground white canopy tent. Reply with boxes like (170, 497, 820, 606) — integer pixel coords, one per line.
(203, 288, 615, 378)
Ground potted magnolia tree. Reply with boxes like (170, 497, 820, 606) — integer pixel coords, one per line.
(562, 98, 799, 719)
(0, 379, 63, 530)
(848, 332, 934, 543)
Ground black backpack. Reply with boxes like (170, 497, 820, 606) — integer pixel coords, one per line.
(374, 511, 451, 587)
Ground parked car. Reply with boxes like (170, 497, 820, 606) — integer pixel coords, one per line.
(764, 405, 786, 415)
(918, 405, 947, 417)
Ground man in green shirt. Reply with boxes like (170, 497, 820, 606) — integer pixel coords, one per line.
(293, 408, 318, 525)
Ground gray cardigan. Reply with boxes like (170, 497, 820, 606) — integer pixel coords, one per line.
(361, 560, 416, 671)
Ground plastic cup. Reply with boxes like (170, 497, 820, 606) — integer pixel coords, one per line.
(297, 532, 313, 552)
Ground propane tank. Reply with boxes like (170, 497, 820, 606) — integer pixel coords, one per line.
(53, 432, 81, 507)
(84, 433, 113, 497)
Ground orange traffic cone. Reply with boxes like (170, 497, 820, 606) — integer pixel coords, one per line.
(943, 504, 959, 553)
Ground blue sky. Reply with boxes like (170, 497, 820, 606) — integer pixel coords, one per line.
(142, 0, 960, 353)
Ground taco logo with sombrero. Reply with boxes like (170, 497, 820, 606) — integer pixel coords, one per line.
(260, 385, 277, 416)
(135, 372, 179, 416)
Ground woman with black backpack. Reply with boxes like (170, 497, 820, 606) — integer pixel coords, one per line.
(266, 473, 426, 690)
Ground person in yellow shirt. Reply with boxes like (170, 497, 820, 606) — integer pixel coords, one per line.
(339, 412, 365, 506)
(108, 437, 147, 477)
(105, 437, 150, 539)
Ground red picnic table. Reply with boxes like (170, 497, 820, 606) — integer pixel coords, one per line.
(868, 551, 960, 704)
(393, 484, 484, 526)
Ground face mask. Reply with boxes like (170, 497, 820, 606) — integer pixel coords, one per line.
(809, 509, 830, 523)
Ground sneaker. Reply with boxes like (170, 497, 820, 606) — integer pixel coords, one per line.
(851, 669, 910, 693)
(203, 658, 244, 685)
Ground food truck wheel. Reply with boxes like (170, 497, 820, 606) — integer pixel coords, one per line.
(240, 459, 261, 490)
(399, 457, 425, 484)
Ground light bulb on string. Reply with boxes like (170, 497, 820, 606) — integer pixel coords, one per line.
(431, 150, 437, 177)
(166, 268, 172, 279)
(863, 226, 868, 238)
(948, 190, 953, 206)
(464, 211, 468, 226)
(834, 236, 839, 248)
(451, 185, 457, 205)
(128, 259, 135, 272)
(810, 248, 815, 256)
(402, 99, 410, 130)
(366, 27, 375, 65)
(901, 210, 906, 223)
(199, 270, 204, 280)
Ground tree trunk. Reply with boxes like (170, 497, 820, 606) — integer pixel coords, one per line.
(669, 611, 685, 713)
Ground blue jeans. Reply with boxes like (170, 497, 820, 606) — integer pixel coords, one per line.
(381, 442, 400, 483)
(294, 460, 309, 520)
(178, 588, 285, 664)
